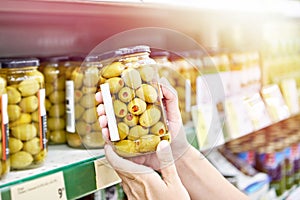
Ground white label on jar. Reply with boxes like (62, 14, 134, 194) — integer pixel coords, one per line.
(100, 83, 119, 142)
(38, 89, 47, 149)
(66, 80, 75, 133)
(185, 79, 191, 112)
(1, 94, 8, 124)
(38, 89, 46, 117)
(0, 93, 9, 160)
(10, 172, 67, 200)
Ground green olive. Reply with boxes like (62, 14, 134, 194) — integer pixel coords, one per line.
(45, 83, 54, 96)
(19, 95, 38, 113)
(18, 79, 40, 96)
(91, 121, 102, 131)
(127, 125, 149, 141)
(75, 104, 85, 120)
(81, 107, 97, 124)
(161, 133, 171, 142)
(66, 133, 82, 148)
(101, 62, 125, 78)
(139, 106, 161, 127)
(113, 100, 127, 118)
(49, 91, 65, 103)
(136, 84, 158, 103)
(80, 93, 96, 108)
(83, 67, 99, 87)
(9, 137, 23, 154)
(10, 113, 31, 127)
(31, 111, 39, 122)
(23, 137, 41, 155)
(7, 86, 21, 104)
(43, 67, 58, 83)
(117, 122, 129, 140)
(123, 113, 139, 127)
(49, 130, 67, 144)
(150, 121, 167, 136)
(49, 104, 65, 117)
(127, 98, 146, 115)
(34, 149, 47, 164)
(45, 99, 52, 111)
(54, 76, 66, 90)
(11, 151, 33, 169)
(122, 68, 142, 89)
(105, 77, 124, 93)
(47, 117, 65, 131)
(75, 120, 92, 136)
(82, 86, 97, 94)
(74, 90, 83, 103)
(138, 65, 155, 82)
(82, 132, 105, 148)
(7, 105, 21, 122)
(137, 134, 161, 153)
(114, 140, 137, 157)
(72, 70, 84, 89)
(118, 87, 135, 103)
(11, 124, 37, 141)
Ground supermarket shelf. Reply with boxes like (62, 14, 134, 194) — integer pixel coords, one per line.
(0, 145, 116, 200)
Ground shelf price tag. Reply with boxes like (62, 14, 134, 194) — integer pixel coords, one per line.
(10, 172, 67, 200)
(94, 158, 121, 190)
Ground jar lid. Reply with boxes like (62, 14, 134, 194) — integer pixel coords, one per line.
(116, 45, 150, 56)
(0, 57, 39, 68)
(39, 55, 69, 63)
(84, 55, 99, 62)
(98, 45, 151, 61)
(150, 50, 170, 58)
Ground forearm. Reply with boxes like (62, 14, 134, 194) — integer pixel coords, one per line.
(175, 146, 249, 200)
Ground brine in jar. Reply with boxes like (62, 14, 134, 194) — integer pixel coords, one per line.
(0, 63, 10, 177)
(99, 45, 170, 157)
(39, 56, 69, 144)
(1, 58, 47, 170)
(65, 55, 104, 149)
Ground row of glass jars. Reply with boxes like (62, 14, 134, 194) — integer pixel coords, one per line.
(0, 45, 172, 176)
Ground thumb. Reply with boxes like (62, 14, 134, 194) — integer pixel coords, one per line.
(156, 140, 180, 184)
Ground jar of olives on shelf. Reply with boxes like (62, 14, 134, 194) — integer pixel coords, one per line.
(152, 51, 190, 124)
(98, 45, 170, 157)
(0, 63, 10, 178)
(65, 55, 104, 149)
(169, 53, 193, 124)
(39, 56, 69, 145)
(0, 58, 47, 170)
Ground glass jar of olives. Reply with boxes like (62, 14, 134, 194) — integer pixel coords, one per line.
(65, 55, 104, 149)
(0, 58, 47, 170)
(98, 45, 170, 157)
(169, 53, 193, 124)
(39, 56, 69, 145)
(0, 63, 10, 178)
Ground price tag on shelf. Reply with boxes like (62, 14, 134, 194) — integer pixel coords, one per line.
(94, 158, 121, 190)
(10, 172, 67, 200)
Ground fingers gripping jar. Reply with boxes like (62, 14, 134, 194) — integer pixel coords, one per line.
(99, 45, 170, 157)
(0, 63, 10, 178)
(39, 56, 69, 144)
(1, 58, 47, 170)
(66, 55, 104, 149)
